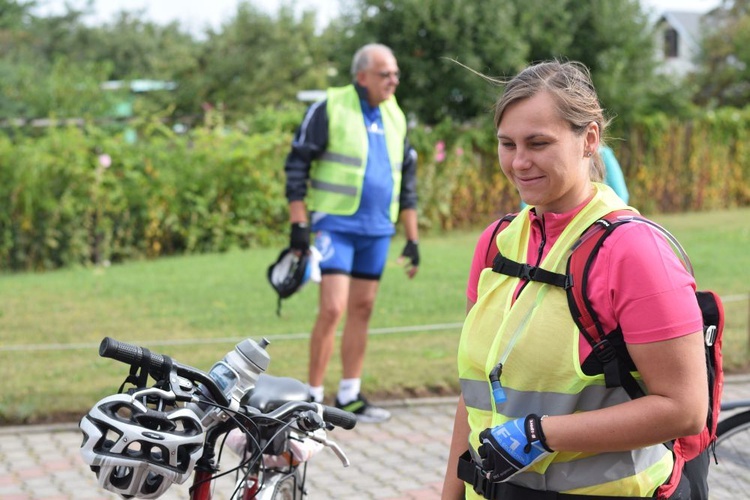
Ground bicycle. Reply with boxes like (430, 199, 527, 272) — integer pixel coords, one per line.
(79, 336, 357, 499)
(707, 399, 750, 497)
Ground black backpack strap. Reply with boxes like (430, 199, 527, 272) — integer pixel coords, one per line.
(492, 254, 572, 289)
(485, 213, 572, 289)
(483, 214, 517, 268)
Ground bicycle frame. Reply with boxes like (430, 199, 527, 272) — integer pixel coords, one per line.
(190, 471, 216, 500)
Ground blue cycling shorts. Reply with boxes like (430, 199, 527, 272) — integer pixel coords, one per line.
(313, 230, 391, 280)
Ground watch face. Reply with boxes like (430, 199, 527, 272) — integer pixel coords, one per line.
(210, 362, 238, 396)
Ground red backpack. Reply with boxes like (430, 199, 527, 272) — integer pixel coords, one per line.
(486, 210, 724, 499)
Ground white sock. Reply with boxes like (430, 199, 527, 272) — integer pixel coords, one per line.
(309, 385, 324, 403)
(337, 378, 361, 405)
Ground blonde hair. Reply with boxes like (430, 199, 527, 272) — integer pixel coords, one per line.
(494, 60, 608, 181)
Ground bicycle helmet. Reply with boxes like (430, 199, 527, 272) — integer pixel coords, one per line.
(79, 393, 205, 499)
(267, 247, 321, 314)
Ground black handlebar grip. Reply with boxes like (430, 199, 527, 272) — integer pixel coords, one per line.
(322, 406, 358, 430)
(99, 337, 168, 375)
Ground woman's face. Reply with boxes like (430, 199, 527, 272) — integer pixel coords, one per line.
(497, 91, 598, 215)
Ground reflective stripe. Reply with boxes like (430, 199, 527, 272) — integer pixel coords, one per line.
(513, 446, 670, 492)
(461, 378, 633, 415)
(319, 151, 361, 167)
(308, 85, 405, 220)
(460, 379, 493, 411)
(311, 179, 357, 196)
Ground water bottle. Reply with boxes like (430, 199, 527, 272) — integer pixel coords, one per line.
(196, 338, 271, 428)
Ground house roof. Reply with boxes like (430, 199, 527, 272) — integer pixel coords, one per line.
(658, 10, 704, 50)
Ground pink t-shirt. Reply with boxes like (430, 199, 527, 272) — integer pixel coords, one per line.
(466, 205, 703, 361)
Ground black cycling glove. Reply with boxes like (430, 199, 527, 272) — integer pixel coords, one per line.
(401, 240, 420, 267)
(289, 222, 310, 252)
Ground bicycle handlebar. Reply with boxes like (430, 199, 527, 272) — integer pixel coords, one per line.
(259, 400, 357, 431)
(98, 337, 357, 431)
(99, 336, 167, 372)
(320, 405, 358, 430)
(98, 337, 230, 407)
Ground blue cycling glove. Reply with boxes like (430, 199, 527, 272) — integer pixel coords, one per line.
(477, 414, 553, 482)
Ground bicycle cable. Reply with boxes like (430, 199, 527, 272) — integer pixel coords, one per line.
(187, 400, 263, 494)
(186, 398, 304, 499)
(231, 417, 300, 499)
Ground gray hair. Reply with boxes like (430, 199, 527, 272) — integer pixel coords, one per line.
(494, 60, 609, 182)
(351, 43, 395, 77)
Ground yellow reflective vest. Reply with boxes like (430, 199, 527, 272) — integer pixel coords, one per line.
(458, 184, 673, 497)
(308, 85, 406, 222)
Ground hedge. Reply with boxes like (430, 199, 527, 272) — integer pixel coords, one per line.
(1, 107, 749, 271)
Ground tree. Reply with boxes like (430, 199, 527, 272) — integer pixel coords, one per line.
(693, 0, 750, 108)
(192, 1, 331, 120)
(0, 0, 34, 30)
(332, 0, 527, 125)
(0, 1, 199, 120)
(553, 0, 681, 131)
(333, 0, 684, 128)
(0, 0, 119, 119)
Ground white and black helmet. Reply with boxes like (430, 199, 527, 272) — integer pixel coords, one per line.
(79, 394, 205, 499)
(267, 247, 321, 314)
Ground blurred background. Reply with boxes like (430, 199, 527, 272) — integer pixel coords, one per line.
(2, 0, 749, 426)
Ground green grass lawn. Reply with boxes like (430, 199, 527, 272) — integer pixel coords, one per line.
(1, 208, 749, 424)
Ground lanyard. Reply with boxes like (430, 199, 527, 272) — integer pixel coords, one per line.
(489, 285, 550, 408)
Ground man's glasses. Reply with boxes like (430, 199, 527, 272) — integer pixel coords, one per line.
(376, 70, 401, 80)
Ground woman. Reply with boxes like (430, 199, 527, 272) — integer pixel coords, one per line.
(441, 60, 707, 499)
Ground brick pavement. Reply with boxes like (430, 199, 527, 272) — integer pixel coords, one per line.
(2, 377, 750, 499)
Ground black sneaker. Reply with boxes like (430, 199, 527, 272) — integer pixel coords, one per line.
(335, 394, 391, 423)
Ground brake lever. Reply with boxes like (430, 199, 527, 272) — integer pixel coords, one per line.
(306, 431, 350, 467)
(130, 387, 176, 402)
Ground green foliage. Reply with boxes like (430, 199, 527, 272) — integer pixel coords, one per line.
(693, 0, 750, 108)
(409, 116, 517, 229)
(0, 3, 193, 120)
(235, 102, 308, 135)
(0, 119, 290, 271)
(615, 107, 750, 212)
(0, 1, 327, 125)
(335, 0, 672, 128)
(8, 58, 119, 119)
(0, 0, 34, 30)
(3, 103, 750, 271)
(193, 2, 331, 120)
(334, 0, 527, 124)
(0, 0, 711, 128)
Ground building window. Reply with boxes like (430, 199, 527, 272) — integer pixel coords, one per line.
(664, 28, 679, 58)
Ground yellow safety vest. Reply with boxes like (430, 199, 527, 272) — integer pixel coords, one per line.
(308, 85, 406, 222)
(458, 184, 673, 497)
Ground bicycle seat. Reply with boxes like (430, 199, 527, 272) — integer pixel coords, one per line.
(244, 374, 310, 413)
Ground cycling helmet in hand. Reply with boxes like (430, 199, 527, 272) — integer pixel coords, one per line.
(267, 246, 321, 314)
(79, 393, 205, 499)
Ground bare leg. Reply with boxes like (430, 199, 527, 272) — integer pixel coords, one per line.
(341, 278, 380, 379)
(308, 274, 349, 387)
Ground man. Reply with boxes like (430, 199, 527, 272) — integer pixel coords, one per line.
(284, 43, 419, 423)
